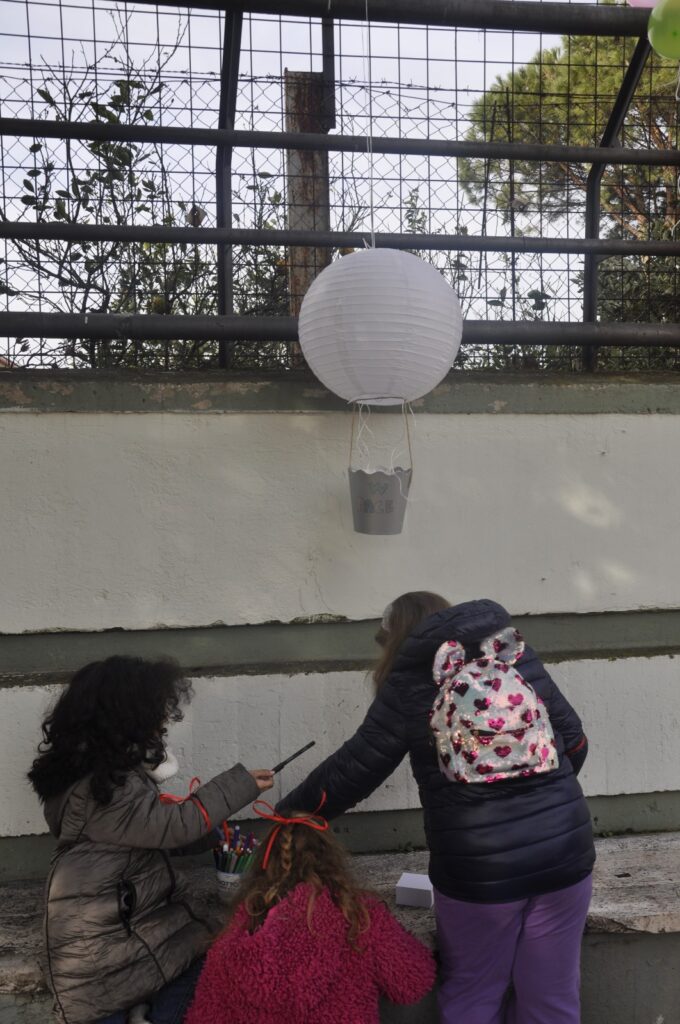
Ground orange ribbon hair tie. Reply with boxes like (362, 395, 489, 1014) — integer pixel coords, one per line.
(253, 792, 328, 869)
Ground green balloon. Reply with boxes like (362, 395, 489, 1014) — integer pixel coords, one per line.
(649, 0, 680, 60)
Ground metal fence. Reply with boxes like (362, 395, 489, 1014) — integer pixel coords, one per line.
(1, 0, 680, 371)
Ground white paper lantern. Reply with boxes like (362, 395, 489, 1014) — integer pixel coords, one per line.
(298, 248, 463, 406)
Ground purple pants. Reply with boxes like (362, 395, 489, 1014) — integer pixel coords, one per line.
(434, 874, 593, 1024)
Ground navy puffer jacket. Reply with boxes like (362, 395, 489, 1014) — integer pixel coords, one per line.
(281, 599, 595, 903)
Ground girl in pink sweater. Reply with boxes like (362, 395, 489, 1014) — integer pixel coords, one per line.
(184, 800, 435, 1024)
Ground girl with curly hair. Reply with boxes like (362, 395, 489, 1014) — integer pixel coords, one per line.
(28, 655, 274, 1024)
(184, 802, 435, 1024)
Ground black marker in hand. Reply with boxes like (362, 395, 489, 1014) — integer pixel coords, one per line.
(271, 740, 316, 774)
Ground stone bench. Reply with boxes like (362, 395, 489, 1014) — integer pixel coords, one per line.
(1, 833, 679, 1023)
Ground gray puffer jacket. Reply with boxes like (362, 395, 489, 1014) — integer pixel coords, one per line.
(42, 764, 259, 1024)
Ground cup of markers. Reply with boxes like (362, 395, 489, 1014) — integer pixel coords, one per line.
(214, 822, 258, 888)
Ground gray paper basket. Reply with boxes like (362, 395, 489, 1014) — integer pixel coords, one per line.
(348, 467, 412, 535)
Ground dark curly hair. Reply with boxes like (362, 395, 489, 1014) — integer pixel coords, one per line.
(28, 655, 192, 805)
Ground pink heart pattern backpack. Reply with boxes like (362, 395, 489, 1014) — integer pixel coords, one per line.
(430, 626, 559, 784)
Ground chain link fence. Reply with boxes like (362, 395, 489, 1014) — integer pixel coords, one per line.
(1, 1, 680, 370)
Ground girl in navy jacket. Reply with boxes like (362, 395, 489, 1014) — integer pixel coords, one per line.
(280, 594, 594, 1024)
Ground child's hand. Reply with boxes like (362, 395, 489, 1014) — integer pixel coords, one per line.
(249, 769, 275, 792)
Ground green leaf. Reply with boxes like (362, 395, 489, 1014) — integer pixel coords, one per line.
(29, 142, 42, 153)
(26, 168, 41, 178)
(36, 87, 55, 105)
(23, 179, 35, 192)
(90, 102, 120, 124)
(55, 190, 70, 199)
(21, 195, 37, 205)
(143, 110, 154, 121)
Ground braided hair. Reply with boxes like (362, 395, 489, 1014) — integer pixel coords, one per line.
(234, 813, 371, 948)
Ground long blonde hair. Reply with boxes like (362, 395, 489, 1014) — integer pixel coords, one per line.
(230, 814, 371, 948)
(373, 590, 450, 688)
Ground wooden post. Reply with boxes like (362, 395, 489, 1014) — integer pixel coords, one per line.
(284, 71, 332, 365)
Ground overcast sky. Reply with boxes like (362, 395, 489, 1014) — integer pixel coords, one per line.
(0, 0, 604, 101)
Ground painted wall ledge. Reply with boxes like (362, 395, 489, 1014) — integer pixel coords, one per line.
(2, 833, 679, 998)
(2, 609, 680, 686)
(3, 369, 680, 415)
(2, 794, 679, 884)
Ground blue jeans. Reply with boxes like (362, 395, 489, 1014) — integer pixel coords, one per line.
(96, 957, 204, 1024)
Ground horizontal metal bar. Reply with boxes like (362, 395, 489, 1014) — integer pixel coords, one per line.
(3, 118, 679, 168)
(4, 220, 680, 257)
(129, 0, 649, 36)
(1, 313, 298, 341)
(2, 312, 679, 346)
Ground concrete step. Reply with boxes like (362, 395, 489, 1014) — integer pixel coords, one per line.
(1, 832, 679, 1023)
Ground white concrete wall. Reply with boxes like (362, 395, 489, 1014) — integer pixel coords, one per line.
(1, 411, 680, 633)
(4, 655, 678, 837)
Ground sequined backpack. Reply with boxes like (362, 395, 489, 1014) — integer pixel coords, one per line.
(429, 627, 558, 784)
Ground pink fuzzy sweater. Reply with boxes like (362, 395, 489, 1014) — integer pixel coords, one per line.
(184, 883, 435, 1024)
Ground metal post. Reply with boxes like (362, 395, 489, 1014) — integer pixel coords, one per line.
(321, 17, 337, 130)
(216, 9, 243, 368)
(583, 35, 651, 372)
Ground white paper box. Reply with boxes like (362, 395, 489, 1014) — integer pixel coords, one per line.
(395, 872, 434, 909)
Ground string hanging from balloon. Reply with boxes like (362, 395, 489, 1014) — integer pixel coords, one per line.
(350, 402, 413, 479)
(673, 64, 680, 239)
(361, 0, 376, 249)
(296, 6, 463, 535)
